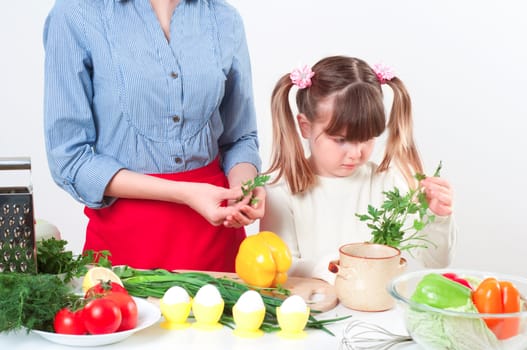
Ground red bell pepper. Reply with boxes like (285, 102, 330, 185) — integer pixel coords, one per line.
(472, 277, 521, 340)
(442, 272, 472, 290)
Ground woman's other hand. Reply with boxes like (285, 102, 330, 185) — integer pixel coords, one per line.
(224, 186, 266, 228)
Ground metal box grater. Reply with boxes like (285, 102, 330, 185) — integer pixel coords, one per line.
(0, 157, 37, 273)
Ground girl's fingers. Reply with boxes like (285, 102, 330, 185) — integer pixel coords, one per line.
(423, 178, 453, 202)
(423, 179, 451, 194)
(428, 192, 453, 216)
(425, 186, 452, 203)
(422, 176, 450, 187)
(429, 202, 452, 216)
(422, 177, 454, 216)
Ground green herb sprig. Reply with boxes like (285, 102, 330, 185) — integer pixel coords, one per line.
(355, 161, 443, 253)
(238, 174, 271, 206)
(36, 238, 111, 282)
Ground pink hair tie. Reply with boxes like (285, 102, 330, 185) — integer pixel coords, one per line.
(372, 63, 395, 84)
(290, 65, 315, 89)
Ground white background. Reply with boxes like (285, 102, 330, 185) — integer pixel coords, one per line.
(1, 1, 526, 276)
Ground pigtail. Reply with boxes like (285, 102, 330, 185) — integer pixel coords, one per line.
(377, 77, 424, 188)
(266, 74, 315, 194)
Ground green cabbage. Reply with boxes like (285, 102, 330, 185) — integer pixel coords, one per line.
(406, 302, 500, 350)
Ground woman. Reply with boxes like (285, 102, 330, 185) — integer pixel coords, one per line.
(43, 0, 264, 272)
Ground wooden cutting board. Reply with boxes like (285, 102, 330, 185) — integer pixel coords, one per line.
(172, 271, 338, 313)
(280, 275, 338, 312)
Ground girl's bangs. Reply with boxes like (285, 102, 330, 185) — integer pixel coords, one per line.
(324, 83, 385, 142)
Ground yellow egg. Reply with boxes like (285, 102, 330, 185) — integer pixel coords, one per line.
(235, 290, 265, 312)
(160, 286, 192, 330)
(276, 295, 310, 339)
(162, 286, 190, 304)
(280, 295, 307, 313)
(194, 284, 223, 306)
(192, 284, 224, 331)
(232, 290, 266, 338)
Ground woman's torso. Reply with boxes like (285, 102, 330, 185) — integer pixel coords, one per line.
(49, 0, 244, 173)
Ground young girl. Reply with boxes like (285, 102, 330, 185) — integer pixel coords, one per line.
(259, 56, 456, 283)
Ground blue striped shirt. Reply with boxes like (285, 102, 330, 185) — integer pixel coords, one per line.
(43, 0, 261, 208)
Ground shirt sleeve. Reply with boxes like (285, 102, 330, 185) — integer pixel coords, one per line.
(414, 214, 457, 267)
(43, 2, 123, 208)
(217, 10, 261, 174)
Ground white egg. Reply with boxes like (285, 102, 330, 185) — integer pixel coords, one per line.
(162, 286, 190, 304)
(235, 290, 265, 312)
(280, 295, 307, 313)
(194, 284, 223, 306)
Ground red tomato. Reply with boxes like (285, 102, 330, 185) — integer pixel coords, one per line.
(82, 298, 122, 335)
(85, 281, 128, 299)
(53, 308, 87, 335)
(103, 293, 138, 331)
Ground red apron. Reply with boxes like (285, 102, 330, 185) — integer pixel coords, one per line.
(83, 159, 245, 272)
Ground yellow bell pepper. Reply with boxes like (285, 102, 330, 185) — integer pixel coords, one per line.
(235, 231, 292, 288)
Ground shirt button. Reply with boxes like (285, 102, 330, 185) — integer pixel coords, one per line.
(170, 71, 179, 79)
(174, 157, 182, 164)
(172, 115, 180, 123)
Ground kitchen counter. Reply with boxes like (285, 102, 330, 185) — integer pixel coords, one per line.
(0, 302, 422, 349)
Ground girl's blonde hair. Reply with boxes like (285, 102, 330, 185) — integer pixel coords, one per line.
(267, 55, 423, 194)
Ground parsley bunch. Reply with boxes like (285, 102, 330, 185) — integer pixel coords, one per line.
(355, 162, 443, 253)
(36, 238, 111, 283)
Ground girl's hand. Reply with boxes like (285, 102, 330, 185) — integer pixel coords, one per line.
(224, 186, 267, 228)
(420, 177, 453, 217)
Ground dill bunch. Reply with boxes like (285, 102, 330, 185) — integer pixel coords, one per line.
(0, 273, 80, 333)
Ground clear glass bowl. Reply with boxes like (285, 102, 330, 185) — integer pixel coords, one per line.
(388, 269, 527, 350)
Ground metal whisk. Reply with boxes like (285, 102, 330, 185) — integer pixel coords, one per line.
(340, 320, 413, 350)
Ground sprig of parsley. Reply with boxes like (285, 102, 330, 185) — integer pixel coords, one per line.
(238, 174, 271, 206)
(36, 238, 111, 282)
(355, 161, 443, 253)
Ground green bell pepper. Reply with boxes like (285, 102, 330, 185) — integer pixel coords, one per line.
(411, 273, 472, 309)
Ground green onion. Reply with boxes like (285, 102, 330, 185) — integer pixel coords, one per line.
(114, 266, 350, 335)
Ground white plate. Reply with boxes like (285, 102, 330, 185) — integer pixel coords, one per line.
(32, 297, 161, 347)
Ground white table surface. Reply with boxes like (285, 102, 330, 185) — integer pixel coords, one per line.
(0, 301, 422, 350)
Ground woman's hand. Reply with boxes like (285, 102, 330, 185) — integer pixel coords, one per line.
(224, 186, 266, 228)
(223, 162, 265, 228)
(420, 177, 453, 216)
(183, 182, 243, 226)
(105, 169, 252, 226)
